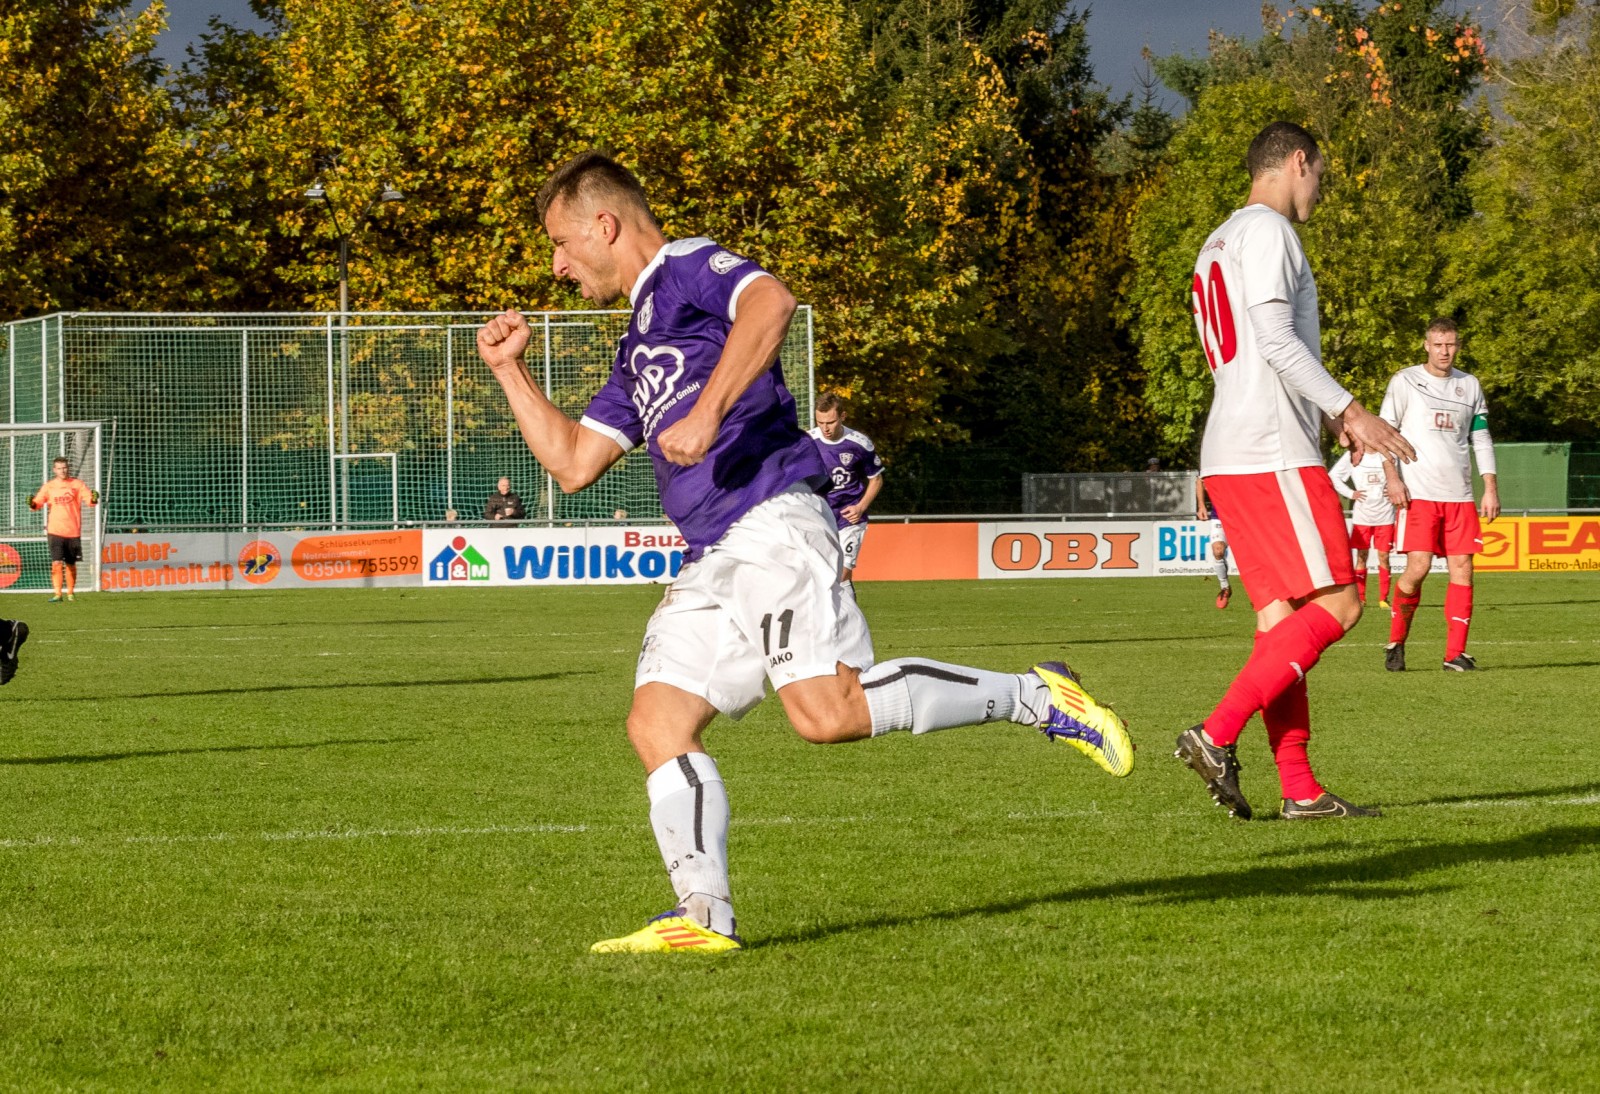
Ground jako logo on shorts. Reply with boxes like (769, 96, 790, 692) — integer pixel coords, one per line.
(430, 536, 490, 581)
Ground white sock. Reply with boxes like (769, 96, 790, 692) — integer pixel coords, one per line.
(1214, 556, 1230, 588)
(862, 658, 1049, 736)
(646, 753, 735, 936)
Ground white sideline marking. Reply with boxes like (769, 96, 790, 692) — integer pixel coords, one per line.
(1423, 795, 1600, 810)
(0, 823, 585, 852)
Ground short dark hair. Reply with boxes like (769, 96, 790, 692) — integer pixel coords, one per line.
(815, 393, 844, 414)
(535, 151, 657, 226)
(1426, 316, 1458, 336)
(1246, 122, 1321, 179)
(52, 456, 68, 466)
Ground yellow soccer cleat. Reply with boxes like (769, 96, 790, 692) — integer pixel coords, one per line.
(590, 911, 743, 955)
(1030, 661, 1135, 777)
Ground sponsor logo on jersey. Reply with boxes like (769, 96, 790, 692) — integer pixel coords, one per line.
(629, 344, 701, 436)
(708, 250, 745, 275)
(1433, 411, 1457, 431)
(636, 292, 654, 334)
(429, 535, 490, 581)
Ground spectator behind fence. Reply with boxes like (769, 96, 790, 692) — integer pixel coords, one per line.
(484, 477, 526, 522)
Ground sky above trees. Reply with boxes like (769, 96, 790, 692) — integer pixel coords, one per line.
(145, 0, 1502, 107)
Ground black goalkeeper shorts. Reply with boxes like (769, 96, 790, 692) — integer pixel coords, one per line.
(47, 535, 83, 565)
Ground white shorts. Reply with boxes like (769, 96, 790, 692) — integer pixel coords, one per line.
(838, 522, 867, 569)
(635, 487, 876, 719)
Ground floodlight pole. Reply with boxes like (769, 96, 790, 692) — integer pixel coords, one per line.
(304, 180, 403, 528)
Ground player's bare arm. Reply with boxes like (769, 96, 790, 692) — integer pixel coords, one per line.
(1480, 473, 1500, 522)
(476, 308, 625, 491)
(1194, 474, 1210, 521)
(1381, 454, 1411, 509)
(842, 473, 884, 524)
(656, 277, 798, 467)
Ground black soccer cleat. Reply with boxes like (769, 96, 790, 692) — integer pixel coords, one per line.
(1174, 725, 1252, 820)
(0, 620, 27, 686)
(1442, 653, 1477, 672)
(1385, 643, 1406, 672)
(1281, 791, 1382, 820)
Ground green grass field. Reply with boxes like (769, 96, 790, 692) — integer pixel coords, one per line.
(2, 574, 1597, 1090)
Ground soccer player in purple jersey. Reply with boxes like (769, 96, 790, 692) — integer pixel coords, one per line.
(476, 152, 1134, 954)
(808, 393, 884, 589)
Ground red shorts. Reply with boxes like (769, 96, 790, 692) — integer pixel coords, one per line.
(1399, 499, 1482, 557)
(1203, 468, 1354, 609)
(1348, 523, 1395, 558)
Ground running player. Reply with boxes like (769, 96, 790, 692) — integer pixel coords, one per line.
(1328, 446, 1397, 607)
(808, 393, 884, 590)
(1177, 122, 1414, 821)
(477, 152, 1133, 953)
(30, 457, 97, 602)
(1379, 318, 1499, 672)
(1193, 473, 1232, 609)
(0, 618, 26, 685)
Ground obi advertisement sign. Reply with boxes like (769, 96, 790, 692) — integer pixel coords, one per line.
(422, 527, 687, 586)
(99, 531, 422, 591)
(978, 522, 1152, 579)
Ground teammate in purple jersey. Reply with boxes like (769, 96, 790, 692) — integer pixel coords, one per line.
(475, 151, 1135, 955)
(808, 393, 884, 588)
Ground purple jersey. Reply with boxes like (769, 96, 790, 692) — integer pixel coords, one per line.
(807, 426, 884, 529)
(579, 238, 826, 561)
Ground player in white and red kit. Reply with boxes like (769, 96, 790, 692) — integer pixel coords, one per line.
(1380, 318, 1499, 672)
(1328, 447, 1397, 607)
(1177, 122, 1414, 821)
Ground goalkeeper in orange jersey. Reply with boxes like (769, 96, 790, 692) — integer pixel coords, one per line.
(30, 457, 98, 602)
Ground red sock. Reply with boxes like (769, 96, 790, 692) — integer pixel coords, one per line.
(1379, 568, 1392, 603)
(1204, 603, 1346, 746)
(1389, 587, 1422, 645)
(1264, 675, 1322, 802)
(1444, 582, 1473, 660)
(1353, 569, 1367, 603)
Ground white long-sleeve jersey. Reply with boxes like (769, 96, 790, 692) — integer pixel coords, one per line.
(1328, 450, 1396, 526)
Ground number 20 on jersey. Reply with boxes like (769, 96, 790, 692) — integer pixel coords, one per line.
(1193, 261, 1236, 371)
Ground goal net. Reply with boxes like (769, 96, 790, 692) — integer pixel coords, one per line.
(0, 421, 105, 594)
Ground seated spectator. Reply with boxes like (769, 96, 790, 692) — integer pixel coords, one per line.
(484, 477, 526, 521)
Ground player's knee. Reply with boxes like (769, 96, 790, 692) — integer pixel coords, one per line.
(787, 705, 858, 744)
(1211, 542, 1226, 560)
(781, 684, 870, 744)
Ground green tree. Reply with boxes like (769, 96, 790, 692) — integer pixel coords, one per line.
(1127, 2, 1488, 452)
(0, 0, 178, 314)
(1449, 0, 1600, 438)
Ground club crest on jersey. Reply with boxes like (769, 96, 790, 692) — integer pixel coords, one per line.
(1455, 385, 1464, 396)
(708, 250, 745, 275)
(636, 292, 654, 334)
(840, 452, 854, 466)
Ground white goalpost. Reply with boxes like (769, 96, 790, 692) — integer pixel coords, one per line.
(0, 420, 107, 595)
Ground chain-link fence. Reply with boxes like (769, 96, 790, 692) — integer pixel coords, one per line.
(2, 310, 814, 532)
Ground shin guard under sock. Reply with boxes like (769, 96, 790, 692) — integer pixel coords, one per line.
(1444, 582, 1474, 660)
(1204, 603, 1345, 746)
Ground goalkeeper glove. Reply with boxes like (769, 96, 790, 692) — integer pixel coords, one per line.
(29, 499, 41, 511)
(90, 490, 100, 504)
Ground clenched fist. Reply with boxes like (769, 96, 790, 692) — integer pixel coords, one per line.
(477, 309, 532, 373)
